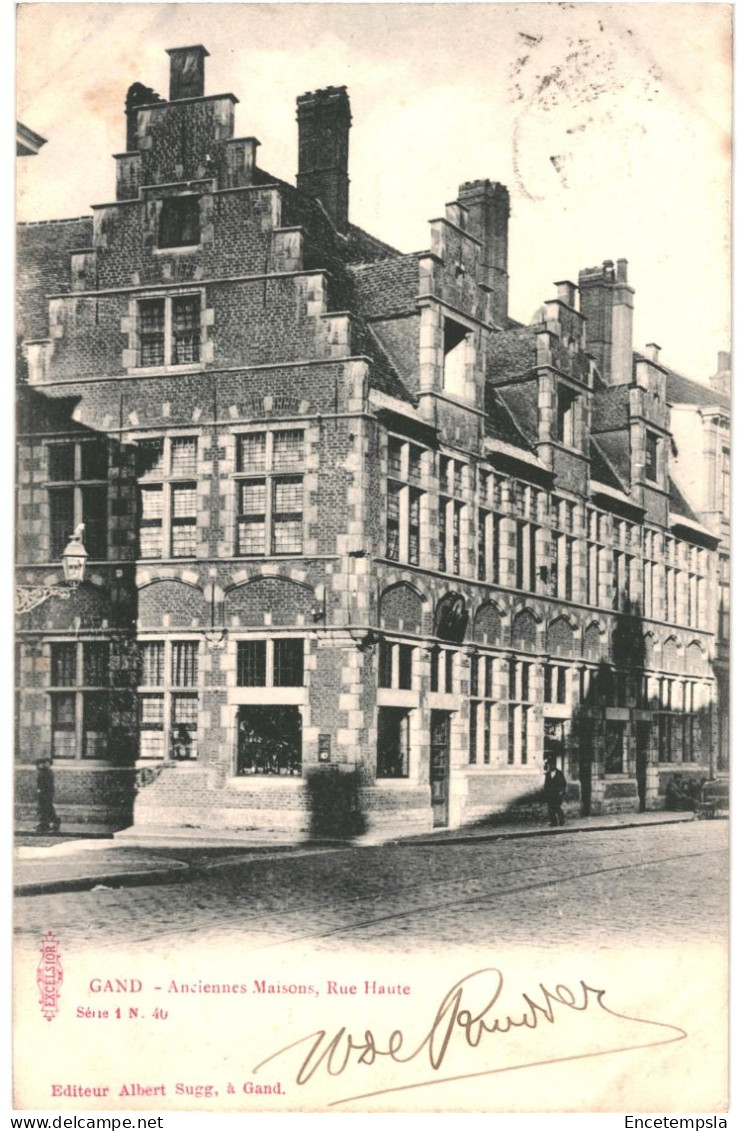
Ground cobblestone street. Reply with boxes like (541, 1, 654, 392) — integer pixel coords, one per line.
(15, 821, 727, 955)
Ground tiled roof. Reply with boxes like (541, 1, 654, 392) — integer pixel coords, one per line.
(590, 437, 628, 493)
(484, 386, 534, 450)
(486, 327, 537, 384)
(591, 385, 630, 432)
(664, 366, 730, 412)
(668, 477, 701, 524)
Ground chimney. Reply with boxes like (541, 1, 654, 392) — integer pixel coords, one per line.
(457, 180, 510, 325)
(611, 258, 634, 385)
(167, 45, 209, 101)
(710, 350, 731, 397)
(296, 86, 351, 234)
(579, 259, 634, 384)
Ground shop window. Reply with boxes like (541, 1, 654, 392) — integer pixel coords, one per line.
(237, 705, 302, 776)
(377, 707, 410, 778)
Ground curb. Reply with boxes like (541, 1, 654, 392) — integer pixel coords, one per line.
(14, 813, 712, 896)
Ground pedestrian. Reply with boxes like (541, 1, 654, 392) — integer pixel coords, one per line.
(543, 758, 567, 827)
(35, 757, 60, 834)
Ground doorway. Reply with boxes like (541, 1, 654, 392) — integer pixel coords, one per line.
(430, 710, 451, 827)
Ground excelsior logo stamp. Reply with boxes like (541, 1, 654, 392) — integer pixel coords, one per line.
(37, 931, 63, 1022)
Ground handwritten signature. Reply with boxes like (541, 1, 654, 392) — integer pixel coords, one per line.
(253, 967, 687, 1105)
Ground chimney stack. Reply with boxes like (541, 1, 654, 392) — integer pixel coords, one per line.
(610, 258, 634, 385)
(457, 179, 510, 325)
(579, 259, 634, 384)
(710, 350, 731, 398)
(167, 45, 209, 101)
(296, 86, 351, 234)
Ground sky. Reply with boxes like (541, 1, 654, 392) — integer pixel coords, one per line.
(15, 2, 732, 380)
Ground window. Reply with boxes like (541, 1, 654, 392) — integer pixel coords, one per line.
(47, 439, 108, 561)
(442, 317, 470, 397)
(137, 294, 201, 368)
(386, 437, 424, 565)
(645, 431, 659, 482)
(236, 638, 304, 688)
(544, 663, 568, 705)
(469, 653, 495, 765)
(515, 520, 538, 592)
(586, 508, 606, 607)
(158, 196, 200, 249)
(721, 447, 730, 515)
(237, 705, 302, 776)
(438, 456, 466, 574)
(643, 529, 657, 619)
(235, 430, 304, 556)
(136, 436, 198, 559)
(604, 721, 626, 774)
(718, 553, 730, 642)
(139, 639, 199, 760)
(430, 647, 455, 694)
(478, 470, 502, 584)
(377, 707, 410, 777)
(507, 658, 532, 765)
(378, 641, 413, 690)
(557, 385, 580, 447)
(550, 498, 575, 601)
(49, 641, 110, 759)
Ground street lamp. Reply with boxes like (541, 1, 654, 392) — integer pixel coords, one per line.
(16, 524, 88, 614)
(61, 524, 88, 588)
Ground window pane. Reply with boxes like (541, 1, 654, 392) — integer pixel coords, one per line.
(172, 694, 198, 725)
(171, 641, 198, 686)
(171, 525, 196, 557)
(47, 444, 75, 482)
(172, 484, 196, 518)
(237, 434, 266, 473)
(51, 644, 76, 686)
(398, 645, 413, 690)
(273, 477, 303, 514)
(140, 642, 164, 686)
(237, 518, 266, 555)
(159, 196, 200, 249)
(172, 696, 198, 760)
(237, 641, 267, 686)
(139, 299, 165, 366)
(82, 484, 107, 560)
(49, 489, 74, 559)
(51, 693, 76, 759)
(80, 440, 108, 480)
(83, 643, 109, 686)
(140, 731, 165, 760)
(136, 439, 165, 479)
(239, 480, 266, 514)
(170, 437, 197, 477)
(83, 693, 109, 758)
(172, 295, 201, 364)
(272, 518, 302, 554)
(140, 695, 164, 726)
(139, 526, 163, 558)
(273, 639, 304, 686)
(388, 438, 403, 478)
(141, 486, 163, 519)
(273, 430, 304, 469)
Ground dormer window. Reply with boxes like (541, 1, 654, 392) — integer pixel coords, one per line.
(159, 196, 200, 249)
(645, 431, 659, 482)
(443, 318, 470, 397)
(557, 385, 579, 447)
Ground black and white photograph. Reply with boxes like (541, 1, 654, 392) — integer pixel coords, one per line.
(13, 2, 731, 1118)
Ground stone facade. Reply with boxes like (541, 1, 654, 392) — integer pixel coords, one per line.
(15, 47, 726, 835)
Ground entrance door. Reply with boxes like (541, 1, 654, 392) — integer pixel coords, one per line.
(636, 722, 650, 812)
(430, 710, 451, 827)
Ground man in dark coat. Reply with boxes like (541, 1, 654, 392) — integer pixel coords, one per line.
(543, 759, 567, 827)
(35, 757, 60, 834)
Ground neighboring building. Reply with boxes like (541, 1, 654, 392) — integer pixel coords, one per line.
(15, 47, 727, 835)
(666, 355, 730, 774)
(17, 121, 47, 157)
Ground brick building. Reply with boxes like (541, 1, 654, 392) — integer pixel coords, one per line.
(15, 46, 728, 836)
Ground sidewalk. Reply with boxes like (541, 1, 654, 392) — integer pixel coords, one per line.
(13, 808, 704, 897)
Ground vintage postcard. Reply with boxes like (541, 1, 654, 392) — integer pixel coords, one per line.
(13, 2, 731, 1118)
